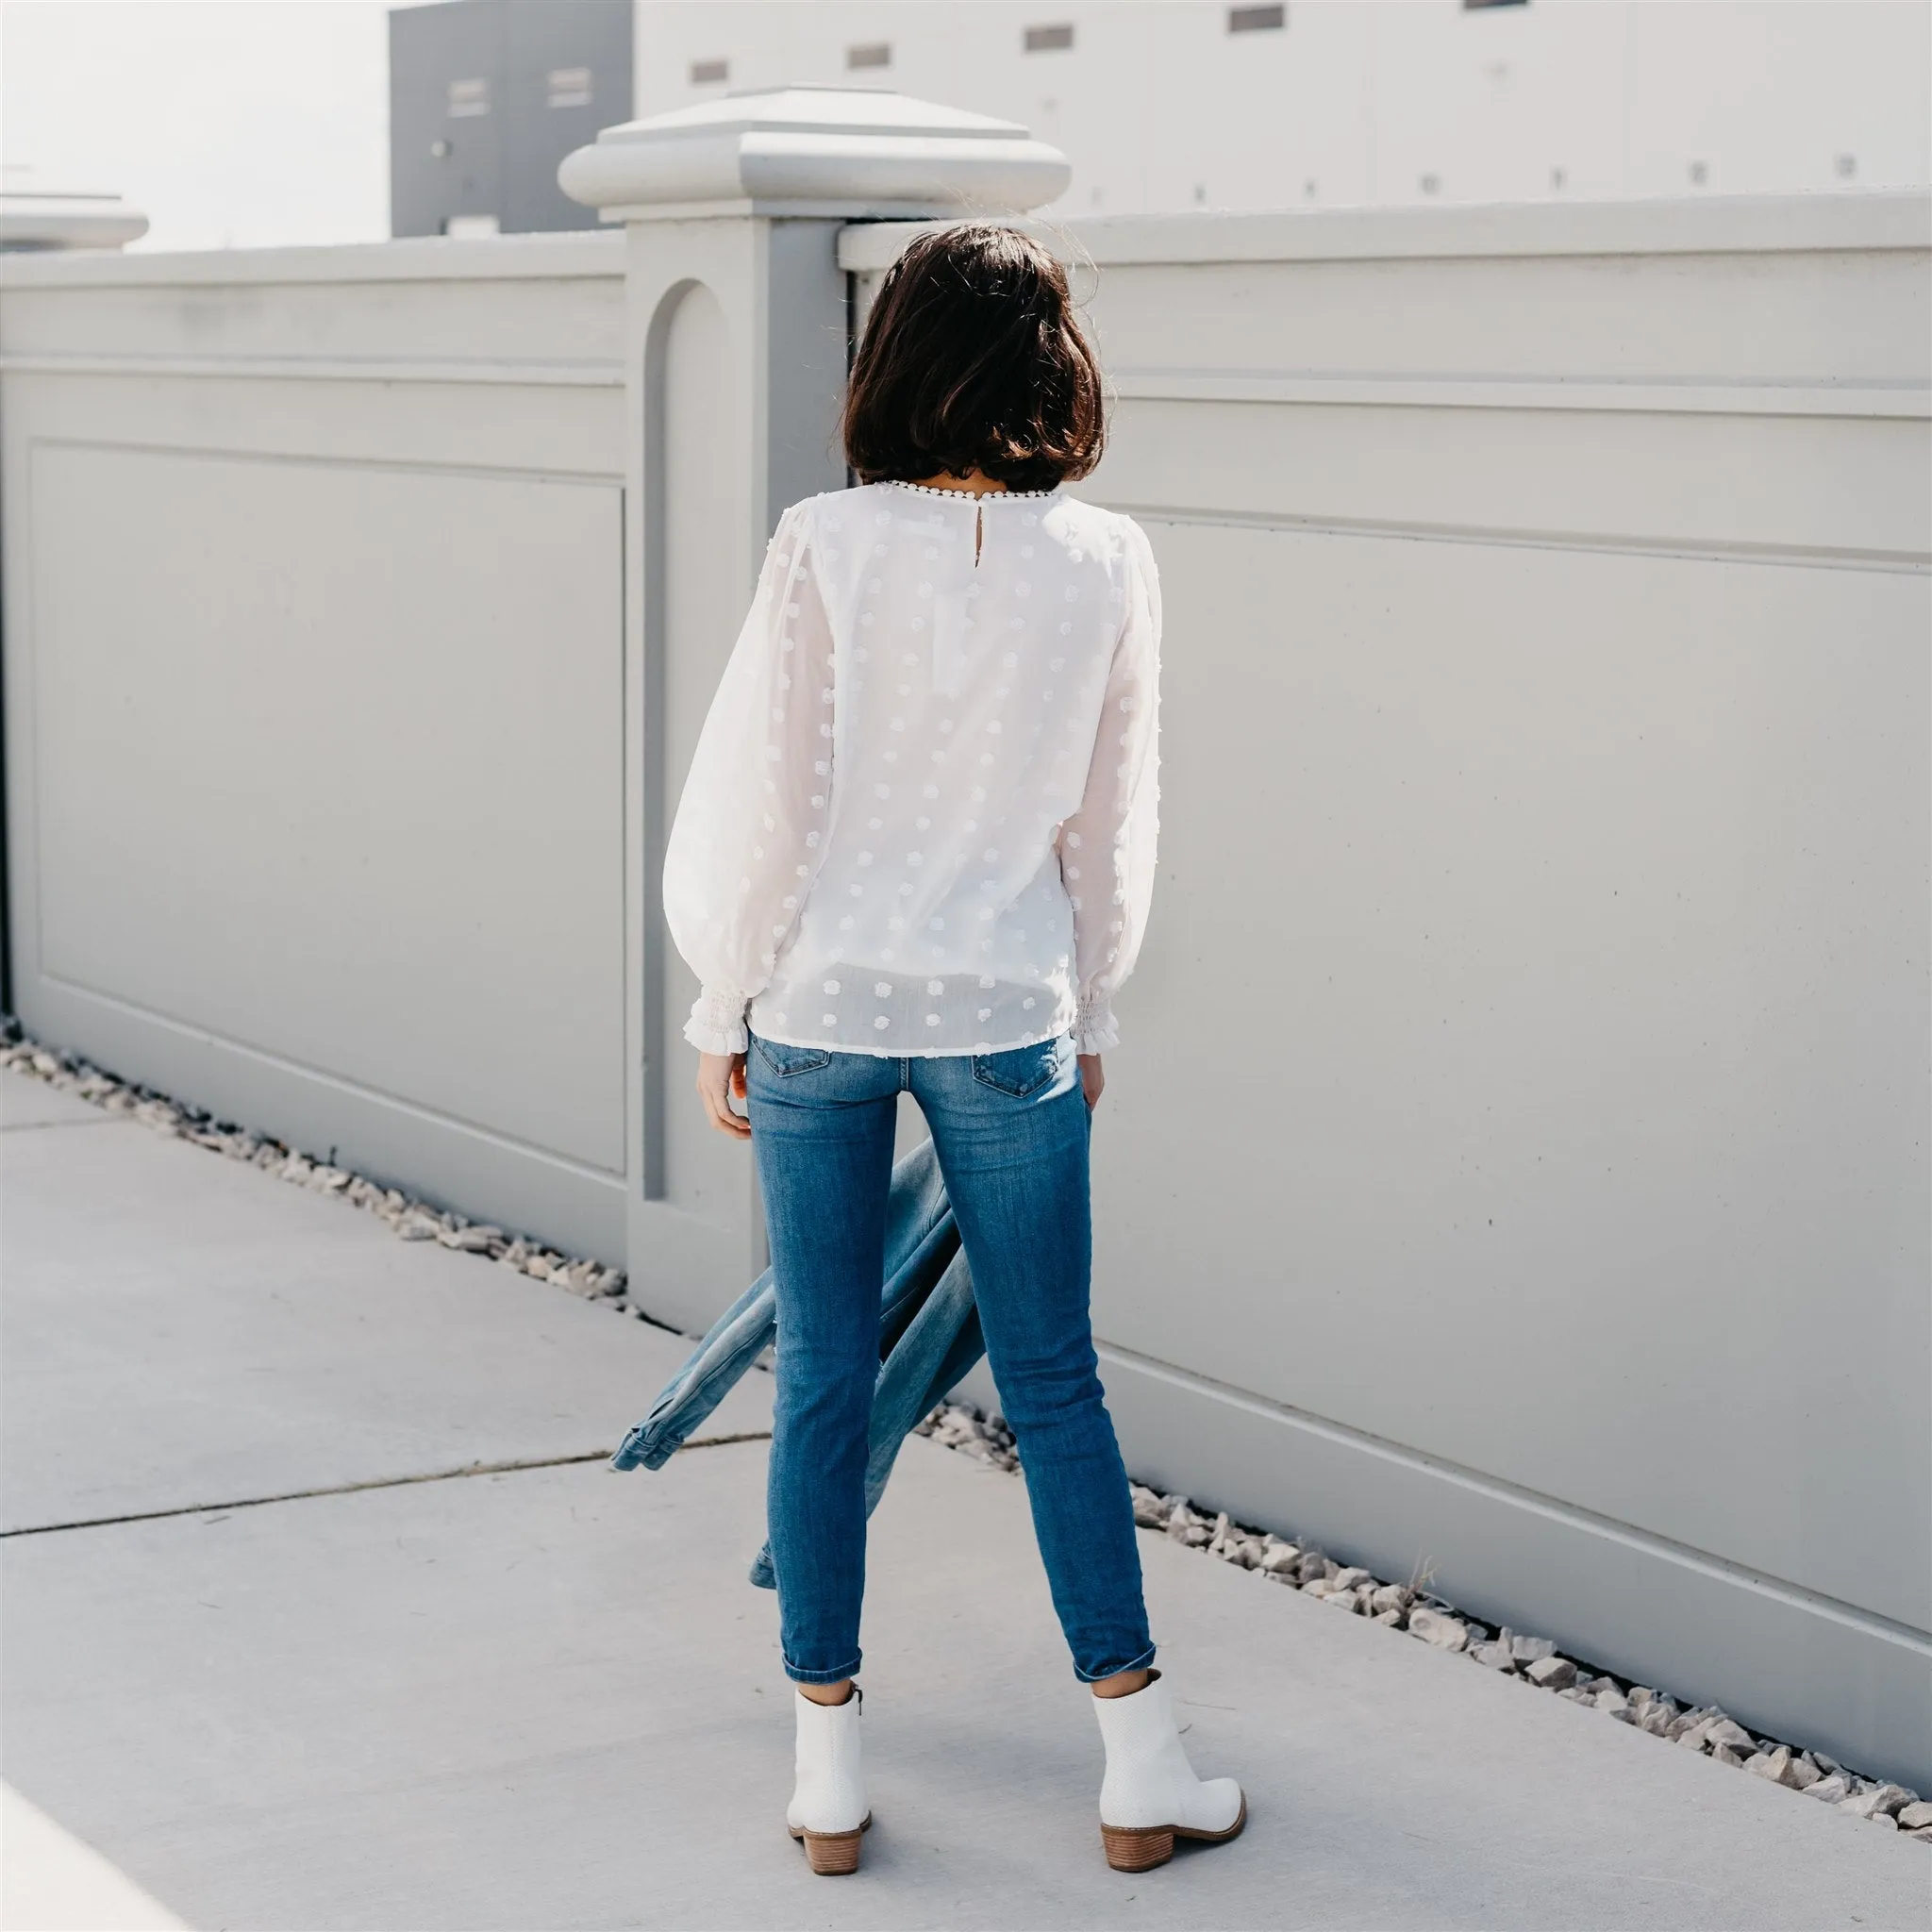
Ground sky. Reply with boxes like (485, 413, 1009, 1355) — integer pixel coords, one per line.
(2, 0, 392, 250)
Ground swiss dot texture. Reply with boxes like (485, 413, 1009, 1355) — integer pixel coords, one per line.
(664, 481, 1161, 1057)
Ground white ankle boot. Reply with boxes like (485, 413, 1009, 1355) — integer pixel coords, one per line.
(1091, 1669, 1245, 1871)
(787, 1685, 871, 1874)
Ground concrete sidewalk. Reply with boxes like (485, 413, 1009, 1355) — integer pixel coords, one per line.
(2, 1069, 1924, 1930)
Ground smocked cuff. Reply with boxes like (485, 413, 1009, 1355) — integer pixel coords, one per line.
(684, 986, 750, 1057)
(1074, 992, 1119, 1054)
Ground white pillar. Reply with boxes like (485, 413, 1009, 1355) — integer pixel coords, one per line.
(558, 88, 1069, 1325)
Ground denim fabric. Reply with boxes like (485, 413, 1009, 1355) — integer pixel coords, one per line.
(746, 1030, 1155, 1686)
(609, 1137, 986, 1593)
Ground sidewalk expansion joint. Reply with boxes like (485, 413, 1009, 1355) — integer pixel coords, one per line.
(0, 1432, 774, 1540)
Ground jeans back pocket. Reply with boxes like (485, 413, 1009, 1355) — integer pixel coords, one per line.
(971, 1035, 1068, 1099)
(751, 1036, 833, 1078)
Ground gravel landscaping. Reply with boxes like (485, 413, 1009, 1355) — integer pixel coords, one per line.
(5, 1022, 1924, 1844)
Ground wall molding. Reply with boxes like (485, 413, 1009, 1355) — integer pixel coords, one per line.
(1109, 369, 1932, 421)
(1091, 497, 1932, 575)
(0, 354, 625, 390)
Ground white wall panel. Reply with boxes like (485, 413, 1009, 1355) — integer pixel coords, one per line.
(1095, 518, 1929, 1630)
(30, 441, 625, 1174)
(1, 242, 631, 1257)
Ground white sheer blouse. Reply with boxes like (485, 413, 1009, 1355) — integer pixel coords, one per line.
(663, 479, 1161, 1059)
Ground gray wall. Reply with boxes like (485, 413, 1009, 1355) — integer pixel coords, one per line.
(391, 0, 632, 237)
(3, 188, 1926, 1788)
(851, 194, 1932, 1788)
(0, 234, 632, 1260)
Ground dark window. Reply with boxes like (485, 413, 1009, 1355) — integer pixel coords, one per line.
(1025, 24, 1074, 52)
(847, 42, 891, 70)
(547, 66, 591, 108)
(691, 57, 727, 85)
(447, 76, 491, 118)
(1227, 5, 1285, 30)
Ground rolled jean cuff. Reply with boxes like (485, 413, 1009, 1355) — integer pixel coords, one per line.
(785, 1652, 864, 1685)
(1073, 1639, 1157, 1684)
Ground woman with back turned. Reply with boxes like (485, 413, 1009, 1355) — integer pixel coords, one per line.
(662, 222, 1245, 1877)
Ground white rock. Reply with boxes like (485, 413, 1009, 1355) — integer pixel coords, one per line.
(1705, 1718, 1755, 1753)
(1897, 1800, 1932, 1830)
(1373, 1607, 1405, 1627)
(1805, 1775, 1852, 1804)
(1407, 1607, 1469, 1652)
(1258, 1544, 1301, 1574)
(1595, 1689, 1631, 1716)
(1747, 1747, 1798, 1788)
(1510, 1635, 1557, 1665)
(1846, 1783, 1916, 1820)
(1330, 1567, 1373, 1592)
(1369, 1583, 1412, 1615)
(1525, 1656, 1577, 1691)
(1789, 1757, 1824, 1790)
(1471, 1641, 1517, 1673)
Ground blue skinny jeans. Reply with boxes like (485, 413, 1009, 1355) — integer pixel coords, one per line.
(745, 1028, 1156, 1686)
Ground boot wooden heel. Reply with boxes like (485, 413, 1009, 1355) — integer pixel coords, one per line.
(791, 1816, 870, 1874)
(1092, 1672, 1246, 1871)
(1101, 1823, 1175, 1872)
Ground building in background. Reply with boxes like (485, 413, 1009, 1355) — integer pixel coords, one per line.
(636, 0, 1930, 215)
(386, 2, 1928, 236)
(390, 0, 631, 236)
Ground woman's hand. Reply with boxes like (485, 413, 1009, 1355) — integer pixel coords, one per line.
(1078, 1052, 1104, 1110)
(697, 1051, 750, 1140)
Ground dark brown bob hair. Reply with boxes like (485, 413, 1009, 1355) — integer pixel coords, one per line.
(842, 223, 1105, 493)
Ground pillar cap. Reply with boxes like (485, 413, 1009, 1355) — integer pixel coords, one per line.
(558, 85, 1071, 222)
(0, 173, 148, 252)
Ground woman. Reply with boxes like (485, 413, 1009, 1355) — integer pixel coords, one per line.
(662, 223, 1244, 1877)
